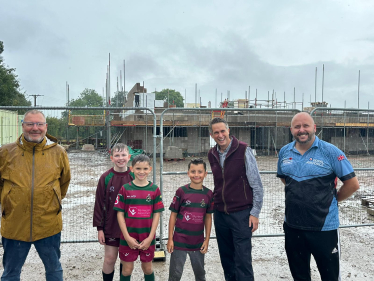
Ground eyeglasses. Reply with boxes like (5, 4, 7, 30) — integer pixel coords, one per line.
(23, 122, 47, 128)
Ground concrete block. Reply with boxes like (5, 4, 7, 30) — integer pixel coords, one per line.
(82, 144, 95, 151)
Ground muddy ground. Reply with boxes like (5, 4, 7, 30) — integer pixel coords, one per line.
(0, 151, 373, 280)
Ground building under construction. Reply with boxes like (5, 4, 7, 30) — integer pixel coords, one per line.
(67, 83, 374, 156)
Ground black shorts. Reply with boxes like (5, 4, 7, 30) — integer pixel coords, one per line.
(105, 237, 120, 247)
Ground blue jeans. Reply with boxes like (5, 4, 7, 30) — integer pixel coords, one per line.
(1, 232, 63, 281)
(214, 208, 254, 281)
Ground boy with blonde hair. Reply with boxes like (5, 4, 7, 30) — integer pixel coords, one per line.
(93, 143, 133, 280)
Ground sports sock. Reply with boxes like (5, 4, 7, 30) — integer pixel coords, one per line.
(144, 272, 155, 281)
(102, 270, 114, 281)
(120, 273, 131, 281)
(120, 263, 123, 277)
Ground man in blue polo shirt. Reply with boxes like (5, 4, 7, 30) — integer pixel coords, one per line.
(277, 112, 359, 281)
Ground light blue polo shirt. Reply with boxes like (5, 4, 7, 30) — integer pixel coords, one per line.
(277, 136, 355, 231)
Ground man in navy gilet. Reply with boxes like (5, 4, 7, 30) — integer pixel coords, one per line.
(208, 117, 264, 281)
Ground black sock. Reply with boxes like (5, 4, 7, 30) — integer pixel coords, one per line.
(144, 272, 155, 281)
(102, 270, 114, 281)
(120, 273, 131, 281)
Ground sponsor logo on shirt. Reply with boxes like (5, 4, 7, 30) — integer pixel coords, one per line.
(127, 195, 136, 198)
(306, 158, 324, 167)
(183, 211, 204, 224)
(184, 212, 192, 221)
(115, 194, 121, 205)
(338, 155, 345, 161)
(282, 157, 293, 165)
(109, 186, 115, 192)
(185, 200, 191, 205)
(128, 206, 152, 218)
(129, 207, 137, 216)
(125, 253, 129, 256)
(172, 196, 176, 204)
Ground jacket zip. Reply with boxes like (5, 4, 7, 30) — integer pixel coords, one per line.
(243, 178, 248, 200)
(30, 146, 35, 241)
(212, 151, 229, 214)
(222, 161, 227, 214)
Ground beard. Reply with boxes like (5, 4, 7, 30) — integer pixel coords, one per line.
(294, 132, 314, 144)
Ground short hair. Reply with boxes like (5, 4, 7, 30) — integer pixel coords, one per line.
(290, 112, 315, 127)
(132, 154, 151, 167)
(23, 110, 46, 122)
(188, 158, 206, 171)
(209, 117, 229, 134)
(111, 143, 129, 155)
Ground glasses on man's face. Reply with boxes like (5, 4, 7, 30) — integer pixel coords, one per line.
(23, 122, 47, 128)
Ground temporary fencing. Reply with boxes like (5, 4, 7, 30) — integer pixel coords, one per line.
(0, 106, 373, 247)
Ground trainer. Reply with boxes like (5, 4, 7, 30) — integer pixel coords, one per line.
(0, 109, 71, 281)
(208, 117, 264, 281)
(277, 112, 359, 281)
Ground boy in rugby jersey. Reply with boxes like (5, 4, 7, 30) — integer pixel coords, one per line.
(167, 158, 214, 281)
(93, 143, 133, 281)
(114, 154, 164, 281)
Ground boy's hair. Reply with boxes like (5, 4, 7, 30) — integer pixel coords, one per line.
(209, 117, 229, 134)
(132, 154, 151, 166)
(188, 158, 206, 171)
(111, 143, 129, 156)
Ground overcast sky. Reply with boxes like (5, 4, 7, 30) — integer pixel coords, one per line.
(1, 0, 374, 109)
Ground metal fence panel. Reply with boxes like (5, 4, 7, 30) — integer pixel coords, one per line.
(160, 108, 374, 240)
(0, 106, 373, 245)
(0, 106, 157, 243)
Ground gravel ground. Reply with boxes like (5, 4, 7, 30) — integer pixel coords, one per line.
(0, 152, 373, 280)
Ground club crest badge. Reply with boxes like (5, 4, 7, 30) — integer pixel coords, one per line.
(146, 194, 151, 202)
(200, 199, 206, 207)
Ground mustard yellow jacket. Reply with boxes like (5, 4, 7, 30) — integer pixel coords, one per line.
(0, 134, 71, 242)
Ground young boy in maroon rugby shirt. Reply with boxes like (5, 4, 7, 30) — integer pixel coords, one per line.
(167, 158, 213, 281)
(93, 143, 133, 281)
(114, 154, 164, 281)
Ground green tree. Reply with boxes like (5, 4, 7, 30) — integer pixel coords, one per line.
(46, 117, 65, 139)
(63, 88, 104, 117)
(62, 88, 105, 143)
(69, 88, 103, 109)
(0, 41, 31, 111)
(111, 90, 128, 107)
(155, 89, 184, 107)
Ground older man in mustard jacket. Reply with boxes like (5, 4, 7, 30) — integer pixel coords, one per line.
(0, 109, 71, 281)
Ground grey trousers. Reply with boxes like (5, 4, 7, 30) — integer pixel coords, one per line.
(168, 249, 206, 281)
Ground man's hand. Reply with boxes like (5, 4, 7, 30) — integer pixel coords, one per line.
(249, 215, 259, 233)
(167, 239, 174, 254)
(98, 230, 106, 245)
